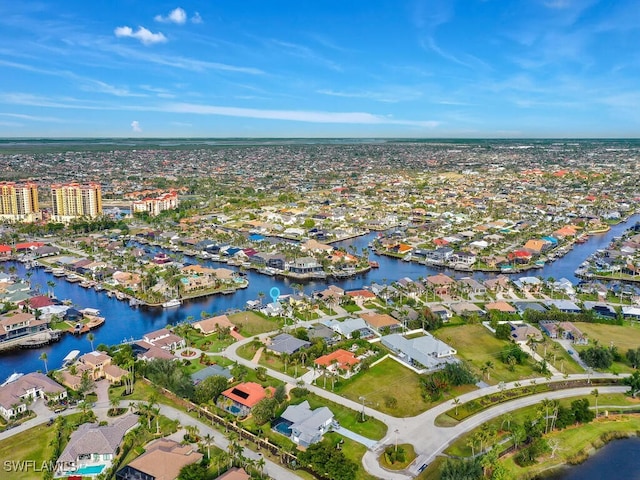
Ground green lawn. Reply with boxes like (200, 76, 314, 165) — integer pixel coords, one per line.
(296, 392, 387, 440)
(433, 324, 539, 383)
(0, 423, 56, 480)
(575, 322, 640, 352)
(536, 338, 583, 375)
(332, 358, 429, 417)
(228, 311, 281, 336)
(324, 432, 378, 480)
(379, 443, 417, 470)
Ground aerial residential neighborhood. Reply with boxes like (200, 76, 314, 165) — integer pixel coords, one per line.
(0, 138, 639, 480)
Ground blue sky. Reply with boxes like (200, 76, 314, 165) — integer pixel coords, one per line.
(1, 1, 639, 137)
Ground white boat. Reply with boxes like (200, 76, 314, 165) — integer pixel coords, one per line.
(81, 308, 101, 317)
(1, 372, 23, 387)
(162, 299, 181, 308)
(62, 350, 80, 366)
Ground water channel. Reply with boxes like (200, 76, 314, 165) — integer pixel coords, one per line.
(1, 214, 638, 379)
(545, 436, 640, 480)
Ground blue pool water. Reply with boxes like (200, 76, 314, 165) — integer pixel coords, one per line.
(227, 405, 242, 415)
(74, 464, 106, 475)
(272, 419, 292, 435)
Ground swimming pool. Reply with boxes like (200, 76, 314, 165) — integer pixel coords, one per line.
(74, 464, 106, 475)
(272, 418, 292, 436)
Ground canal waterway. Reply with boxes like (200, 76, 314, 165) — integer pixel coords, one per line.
(545, 436, 640, 480)
(1, 214, 638, 380)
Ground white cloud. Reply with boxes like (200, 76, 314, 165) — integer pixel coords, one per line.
(114, 26, 167, 46)
(191, 12, 203, 24)
(163, 102, 440, 127)
(131, 120, 142, 132)
(155, 7, 187, 25)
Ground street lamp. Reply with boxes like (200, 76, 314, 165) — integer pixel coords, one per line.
(359, 396, 366, 422)
(394, 428, 399, 452)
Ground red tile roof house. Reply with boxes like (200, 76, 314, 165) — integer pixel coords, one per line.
(0, 244, 12, 258)
(217, 382, 274, 418)
(314, 349, 360, 378)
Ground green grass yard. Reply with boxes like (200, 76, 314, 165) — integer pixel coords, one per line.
(229, 311, 281, 336)
(433, 324, 539, 383)
(332, 358, 429, 417)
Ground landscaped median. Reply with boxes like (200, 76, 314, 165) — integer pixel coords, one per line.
(436, 377, 622, 426)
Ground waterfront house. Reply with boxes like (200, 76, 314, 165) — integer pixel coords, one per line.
(274, 400, 334, 447)
(192, 314, 236, 336)
(0, 311, 49, 344)
(0, 372, 67, 420)
(426, 273, 456, 296)
(143, 328, 186, 351)
(287, 257, 324, 275)
(115, 438, 203, 480)
(57, 414, 139, 478)
(215, 468, 250, 480)
(217, 382, 272, 418)
(78, 351, 114, 381)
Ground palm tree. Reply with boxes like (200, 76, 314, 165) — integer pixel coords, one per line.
(87, 332, 95, 351)
(39, 352, 48, 373)
(452, 397, 461, 416)
(203, 433, 213, 459)
(256, 454, 266, 479)
(484, 360, 494, 380)
(592, 389, 599, 418)
(47, 280, 56, 298)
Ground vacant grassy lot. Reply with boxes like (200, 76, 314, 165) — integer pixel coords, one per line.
(0, 423, 56, 480)
(433, 324, 539, 383)
(575, 322, 640, 352)
(228, 311, 281, 336)
(333, 358, 429, 417)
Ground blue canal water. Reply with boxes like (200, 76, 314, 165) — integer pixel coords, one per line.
(545, 437, 640, 480)
(1, 214, 638, 380)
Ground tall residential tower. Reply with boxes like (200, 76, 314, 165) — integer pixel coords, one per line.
(50, 182, 103, 222)
(0, 182, 40, 223)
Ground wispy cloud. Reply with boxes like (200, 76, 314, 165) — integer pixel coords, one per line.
(114, 26, 167, 46)
(317, 87, 423, 103)
(0, 112, 65, 122)
(269, 39, 342, 71)
(130, 120, 142, 132)
(81, 79, 147, 97)
(162, 102, 439, 127)
(155, 7, 187, 25)
(191, 12, 203, 24)
(102, 43, 264, 74)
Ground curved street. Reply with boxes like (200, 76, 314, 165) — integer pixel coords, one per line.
(224, 332, 628, 479)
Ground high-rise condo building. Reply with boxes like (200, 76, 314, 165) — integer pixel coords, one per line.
(50, 182, 103, 222)
(0, 182, 40, 223)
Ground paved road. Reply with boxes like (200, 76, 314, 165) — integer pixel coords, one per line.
(225, 334, 629, 479)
